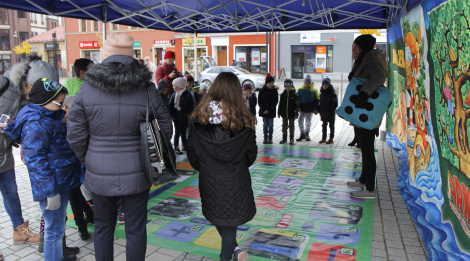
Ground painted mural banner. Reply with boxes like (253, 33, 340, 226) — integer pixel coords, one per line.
(386, 0, 470, 259)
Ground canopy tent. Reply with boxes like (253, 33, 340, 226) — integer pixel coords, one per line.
(0, 0, 422, 33)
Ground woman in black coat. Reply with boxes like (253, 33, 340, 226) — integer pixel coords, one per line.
(186, 72, 257, 261)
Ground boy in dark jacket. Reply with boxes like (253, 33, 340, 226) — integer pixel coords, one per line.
(243, 82, 257, 117)
(296, 74, 319, 142)
(5, 78, 81, 261)
(319, 78, 338, 144)
(192, 83, 203, 107)
(158, 79, 171, 113)
(170, 77, 195, 154)
(258, 73, 279, 144)
(278, 79, 300, 145)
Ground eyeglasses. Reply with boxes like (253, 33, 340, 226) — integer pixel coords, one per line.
(51, 101, 63, 106)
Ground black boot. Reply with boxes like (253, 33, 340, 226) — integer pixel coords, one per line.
(38, 234, 44, 253)
(348, 138, 358, 146)
(64, 255, 78, 261)
(78, 225, 89, 241)
(280, 135, 287, 144)
(263, 135, 268, 144)
(289, 136, 295, 145)
(306, 132, 311, 141)
(296, 133, 307, 142)
(268, 135, 273, 144)
(63, 236, 80, 256)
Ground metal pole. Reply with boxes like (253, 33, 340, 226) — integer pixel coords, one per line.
(266, 32, 268, 74)
(277, 31, 280, 79)
(52, 32, 58, 79)
(102, 4, 108, 42)
(194, 30, 197, 81)
(62, 17, 68, 77)
(341, 74, 343, 102)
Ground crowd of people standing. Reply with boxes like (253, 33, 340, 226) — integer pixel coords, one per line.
(0, 33, 386, 261)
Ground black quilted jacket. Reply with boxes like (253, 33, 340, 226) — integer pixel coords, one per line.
(186, 120, 257, 227)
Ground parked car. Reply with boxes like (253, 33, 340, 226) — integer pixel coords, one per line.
(199, 66, 266, 90)
(201, 56, 217, 70)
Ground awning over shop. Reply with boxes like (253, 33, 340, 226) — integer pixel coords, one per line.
(0, 0, 422, 33)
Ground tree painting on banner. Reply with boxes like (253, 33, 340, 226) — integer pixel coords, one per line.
(428, 0, 470, 251)
(400, 6, 432, 183)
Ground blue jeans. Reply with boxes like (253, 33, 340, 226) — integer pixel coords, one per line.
(40, 191, 70, 261)
(0, 169, 24, 228)
(263, 118, 274, 135)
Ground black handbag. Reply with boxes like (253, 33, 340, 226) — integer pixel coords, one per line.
(140, 89, 178, 185)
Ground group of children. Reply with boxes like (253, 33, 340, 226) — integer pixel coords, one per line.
(244, 73, 338, 145)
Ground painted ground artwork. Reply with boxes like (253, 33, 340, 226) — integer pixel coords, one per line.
(66, 146, 374, 260)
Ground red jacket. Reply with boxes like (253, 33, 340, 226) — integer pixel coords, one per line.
(155, 63, 177, 96)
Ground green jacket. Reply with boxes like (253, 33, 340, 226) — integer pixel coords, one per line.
(64, 78, 84, 96)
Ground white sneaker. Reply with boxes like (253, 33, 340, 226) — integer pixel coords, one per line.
(347, 181, 364, 189)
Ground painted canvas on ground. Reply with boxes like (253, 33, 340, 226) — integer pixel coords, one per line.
(66, 146, 375, 260)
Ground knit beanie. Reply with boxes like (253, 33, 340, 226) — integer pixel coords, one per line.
(157, 79, 169, 92)
(265, 73, 275, 84)
(173, 77, 187, 90)
(26, 60, 58, 85)
(200, 83, 209, 91)
(243, 82, 253, 91)
(284, 78, 294, 88)
(322, 78, 331, 85)
(101, 33, 134, 61)
(304, 74, 312, 83)
(354, 34, 376, 53)
(29, 78, 65, 106)
(186, 75, 194, 82)
(164, 51, 175, 60)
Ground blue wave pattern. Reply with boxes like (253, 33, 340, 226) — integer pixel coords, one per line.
(386, 131, 470, 260)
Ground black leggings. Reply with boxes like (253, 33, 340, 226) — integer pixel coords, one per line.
(174, 120, 188, 148)
(215, 226, 238, 261)
(357, 128, 377, 192)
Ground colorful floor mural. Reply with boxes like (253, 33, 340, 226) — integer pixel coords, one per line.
(66, 145, 375, 261)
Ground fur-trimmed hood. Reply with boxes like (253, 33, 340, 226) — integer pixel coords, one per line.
(7, 54, 43, 93)
(85, 55, 153, 93)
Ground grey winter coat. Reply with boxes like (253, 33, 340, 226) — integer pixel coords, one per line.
(353, 49, 390, 96)
(0, 73, 29, 173)
(67, 55, 173, 196)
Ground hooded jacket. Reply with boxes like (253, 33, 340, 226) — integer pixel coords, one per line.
(186, 101, 257, 227)
(353, 49, 390, 96)
(0, 72, 30, 173)
(297, 84, 320, 113)
(246, 92, 257, 117)
(64, 78, 84, 96)
(4, 104, 82, 201)
(258, 85, 279, 118)
(319, 85, 338, 120)
(66, 55, 173, 197)
(169, 90, 195, 123)
(278, 89, 300, 118)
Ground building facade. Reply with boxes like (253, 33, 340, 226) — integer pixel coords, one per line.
(26, 26, 66, 76)
(0, 8, 33, 74)
(64, 18, 176, 76)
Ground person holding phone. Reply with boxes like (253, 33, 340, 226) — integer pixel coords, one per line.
(156, 51, 179, 96)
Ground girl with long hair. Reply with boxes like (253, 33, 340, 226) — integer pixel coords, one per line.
(186, 72, 257, 261)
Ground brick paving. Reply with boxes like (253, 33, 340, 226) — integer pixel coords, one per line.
(0, 93, 427, 260)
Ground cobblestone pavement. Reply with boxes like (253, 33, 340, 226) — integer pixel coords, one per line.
(0, 115, 428, 261)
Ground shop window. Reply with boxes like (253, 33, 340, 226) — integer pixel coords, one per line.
(47, 50, 60, 66)
(0, 10, 8, 25)
(0, 55, 11, 75)
(291, 45, 334, 78)
(19, 32, 29, 43)
(113, 23, 118, 30)
(0, 30, 10, 51)
(17, 11, 26, 19)
(41, 14, 44, 24)
(94, 21, 99, 31)
(81, 19, 87, 32)
(183, 47, 207, 75)
(133, 49, 141, 59)
(235, 46, 267, 73)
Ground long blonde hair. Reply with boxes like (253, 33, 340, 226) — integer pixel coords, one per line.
(190, 72, 256, 131)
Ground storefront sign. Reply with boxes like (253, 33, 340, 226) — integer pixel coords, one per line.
(79, 41, 100, 49)
(353, 33, 387, 43)
(316, 46, 326, 72)
(183, 38, 207, 46)
(31, 45, 39, 52)
(300, 33, 321, 44)
(261, 53, 267, 62)
(236, 53, 246, 62)
(133, 41, 141, 48)
(154, 39, 174, 46)
(44, 43, 59, 50)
